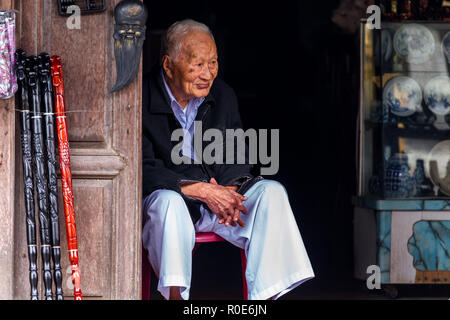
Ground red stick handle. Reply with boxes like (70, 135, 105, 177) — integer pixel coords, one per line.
(50, 56, 82, 300)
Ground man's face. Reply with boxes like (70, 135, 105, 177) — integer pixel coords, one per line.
(163, 31, 218, 103)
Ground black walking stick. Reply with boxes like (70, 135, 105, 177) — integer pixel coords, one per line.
(25, 55, 53, 300)
(39, 53, 63, 300)
(16, 49, 38, 300)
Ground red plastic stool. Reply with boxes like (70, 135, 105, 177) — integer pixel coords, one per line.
(142, 232, 248, 300)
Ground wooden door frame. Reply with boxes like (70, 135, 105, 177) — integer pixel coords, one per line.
(0, 0, 143, 300)
(0, 0, 16, 300)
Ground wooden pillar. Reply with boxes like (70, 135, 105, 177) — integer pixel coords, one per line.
(0, 0, 16, 300)
(11, 0, 142, 299)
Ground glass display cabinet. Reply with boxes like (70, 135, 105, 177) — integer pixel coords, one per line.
(353, 19, 450, 297)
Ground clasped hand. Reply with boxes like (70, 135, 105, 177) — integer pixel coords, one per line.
(181, 178, 248, 227)
(204, 178, 248, 227)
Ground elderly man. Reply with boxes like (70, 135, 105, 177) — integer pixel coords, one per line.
(142, 19, 314, 300)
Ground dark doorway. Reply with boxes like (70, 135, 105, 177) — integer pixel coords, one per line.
(142, 0, 361, 299)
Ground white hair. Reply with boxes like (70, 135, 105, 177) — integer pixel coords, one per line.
(161, 19, 215, 61)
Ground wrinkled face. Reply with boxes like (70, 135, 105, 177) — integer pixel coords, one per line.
(163, 31, 218, 104)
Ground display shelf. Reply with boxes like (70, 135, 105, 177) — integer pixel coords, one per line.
(355, 20, 450, 287)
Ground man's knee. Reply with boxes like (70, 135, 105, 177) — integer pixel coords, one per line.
(143, 189, 187, 220)
(255, 179, 287, 199)
(146, 189, 185, 206)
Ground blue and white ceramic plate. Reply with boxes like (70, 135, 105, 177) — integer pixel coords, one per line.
(393, 24, 435, 64)
(383, 76, 422, 117)
(424, 76, 450, 116)
(442, 31, 450, 62)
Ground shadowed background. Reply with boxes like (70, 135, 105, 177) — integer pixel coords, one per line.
(142, 0, 450, 300)
(141, 0, 363, 299)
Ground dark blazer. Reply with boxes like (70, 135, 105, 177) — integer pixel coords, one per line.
(142, 68, 254, 223)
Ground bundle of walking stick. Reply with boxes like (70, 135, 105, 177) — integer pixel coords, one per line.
(16, 50, 82, 300)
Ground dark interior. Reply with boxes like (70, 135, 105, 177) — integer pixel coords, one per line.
(142, 0, 450, 299)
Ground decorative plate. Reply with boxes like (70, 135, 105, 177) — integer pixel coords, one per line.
(393, 24, 435, 64)
(442, 31, 450, 62)
(383, 76, 422, 117)
(424, 76, 450, 116)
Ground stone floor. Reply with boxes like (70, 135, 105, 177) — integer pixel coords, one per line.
(145, 239, 450, 301)
(185, 279, 450, 301)
(147, 263, 450, 300)
(282, 280, 450, 300)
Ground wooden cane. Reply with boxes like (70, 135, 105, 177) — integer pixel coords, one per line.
(16, 49, 39, 300)
(50, 55, 83, 300)
(39, 53, 64, 300)
(25, 55, 53, 300)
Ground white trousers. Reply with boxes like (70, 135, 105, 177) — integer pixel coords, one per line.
(142, 179, 314, 300)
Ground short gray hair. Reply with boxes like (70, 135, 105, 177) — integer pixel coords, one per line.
(161, 19, 215, 61)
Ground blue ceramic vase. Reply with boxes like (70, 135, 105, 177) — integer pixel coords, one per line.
(383, 153, 416, 198)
